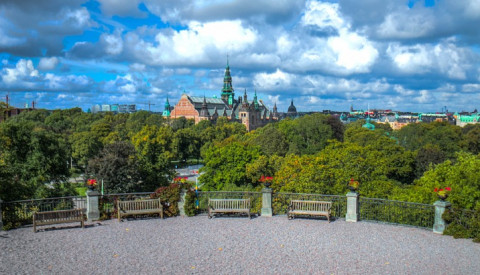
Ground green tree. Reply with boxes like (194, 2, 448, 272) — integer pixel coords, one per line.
(200, 141, 261, 190)
(131, 125, 175, 188)
(0, 120, 72, 201)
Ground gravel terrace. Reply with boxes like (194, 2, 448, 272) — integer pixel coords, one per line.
(1, 215, 479, 274)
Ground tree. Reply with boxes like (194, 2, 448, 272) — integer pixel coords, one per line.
(414, 144, 446, 178)
(393, 152, 480, 210)
(200, 141, 261, 190)
(131, 125, 175, 188)
(0, 120, 72, 201)
(248, 124, 289, 156)
(277, 114, 336, 155)
(86, 141, 143, 193)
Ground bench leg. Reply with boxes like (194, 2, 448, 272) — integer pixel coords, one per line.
(248, 212, 251, 219)
(327, 214, 330, 223)
(33, 223, 37, 233)
(208, 208, 212, 219)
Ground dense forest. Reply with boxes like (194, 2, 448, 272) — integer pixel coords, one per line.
(1, 107, 480, 212)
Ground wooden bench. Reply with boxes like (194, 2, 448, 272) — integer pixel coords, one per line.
(287, 200, 332, 222)
(117, 198, 163, 221)
(33, 209, 85, 233)
(208, 198, 251, 219)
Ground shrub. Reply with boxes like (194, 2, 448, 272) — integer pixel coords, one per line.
(184, 189, 198, 217)
(443, 207, 480, 243)
(150, 183, 182, 217)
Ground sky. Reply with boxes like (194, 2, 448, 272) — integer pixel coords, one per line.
(1, 0, 480, 113)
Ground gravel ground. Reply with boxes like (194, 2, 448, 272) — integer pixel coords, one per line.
(1, 215, 479, 274)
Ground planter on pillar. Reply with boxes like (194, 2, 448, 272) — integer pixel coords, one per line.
(86, 190, 100, 221)
(261, 188, 273, 217)
(433, 200, 451, 234)
(346, 191, 359, 222)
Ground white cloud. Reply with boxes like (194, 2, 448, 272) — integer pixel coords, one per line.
(462, 83, 480, 93)
(130, 20, 257, 65)
(253, 69, 294, 90)
(302, 1, 346, 30)
(38, 57, 59, 71)
(327, 30, 378, 72)
(377, 8, 435, 39)
(101, 33, 123, 55)
(387, 40, 470, 79)
(1, 59, 39, 85)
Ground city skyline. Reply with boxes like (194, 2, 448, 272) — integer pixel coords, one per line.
(1, 0, 480, 113)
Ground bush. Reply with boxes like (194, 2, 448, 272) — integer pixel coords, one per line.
(184, 189, 198, 217)
(443, 207, 480, 243)
(150, 183, 182, 217)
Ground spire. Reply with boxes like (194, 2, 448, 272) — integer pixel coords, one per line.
(162, 96, 171, 117)
(273, 102, 277, 113)
(199, 96, 209, 118)
(221, 57, 234, 102)
(253, 89, 259, 109)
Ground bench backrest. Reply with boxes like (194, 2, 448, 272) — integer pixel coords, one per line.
(209, 199, 250, 209)
(290, 200, 332, 212)
(34, 209, 84, 221)
(117, 198, 162, 211)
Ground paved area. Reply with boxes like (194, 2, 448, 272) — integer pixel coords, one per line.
(1, 216, 479, 274)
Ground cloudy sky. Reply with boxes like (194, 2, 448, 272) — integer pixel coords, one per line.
(1, 0, 480, 113)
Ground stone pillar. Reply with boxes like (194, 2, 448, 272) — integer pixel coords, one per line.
(346, 191, 359, 222)
(86, 190, 100, 221)
(261, 188, 273, 217)
(0, 199, 3, 231)
(433, 200, 451, 234)
(178, 189, 187, 217)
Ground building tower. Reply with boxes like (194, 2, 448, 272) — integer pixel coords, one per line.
(162, 97, 171, 117)
(287, 99, 297, 118)
(199, 96, 210, 121)
(221, 58, 235, 104)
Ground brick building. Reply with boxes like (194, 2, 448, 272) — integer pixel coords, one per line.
(168, 61, 291, 131)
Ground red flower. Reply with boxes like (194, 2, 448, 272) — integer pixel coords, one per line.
(87, 179, 97, 186)
(434, 188, 438, 192)
(445, 187, 452, 191)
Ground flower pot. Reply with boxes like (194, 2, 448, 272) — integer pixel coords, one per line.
(263, 182, 272, 188)
(437, 194, 448, 201)
(347, 185, 358, 192)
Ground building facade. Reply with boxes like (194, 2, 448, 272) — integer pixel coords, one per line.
(168, 62, 291, 131)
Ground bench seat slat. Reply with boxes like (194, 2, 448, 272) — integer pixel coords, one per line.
(208, 198, 251, 219)
(33, 209, 85, 233)
(288, 200, 332, 222)
(117, 198, 163, 221)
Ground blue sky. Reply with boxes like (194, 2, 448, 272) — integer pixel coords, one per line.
(1, 0, 480, 113)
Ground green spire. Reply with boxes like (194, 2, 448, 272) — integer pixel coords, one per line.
(162, 97, 171, 117)
(221, 57, 234, 102)
(253, 89, 259, 109)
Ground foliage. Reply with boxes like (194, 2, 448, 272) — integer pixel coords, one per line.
(392, 152, 480, 209)
(200, 140, 261, 190)
(443, 208, 480, 242)
(86, 141, 142, 193)
(184, 189, 198, 216)
(150, 183, 182, 217)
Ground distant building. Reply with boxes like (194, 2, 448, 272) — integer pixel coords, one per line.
(101, 104, 111, 112)
(170, 60, 287, 131)
(454, 112, 480, 127)
(91, 104, 136, 114)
